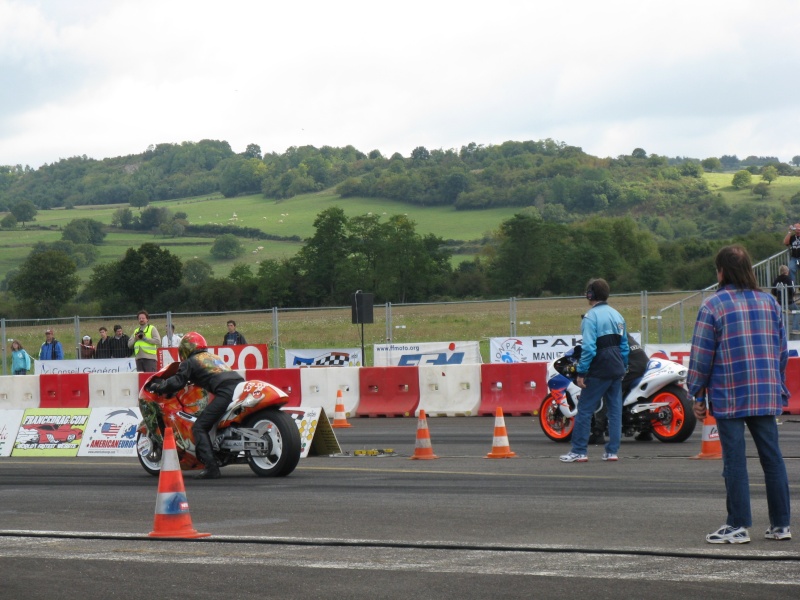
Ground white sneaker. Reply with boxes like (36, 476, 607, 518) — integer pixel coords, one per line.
(602, 452, 618, 461)
(559, 452, 588, 463)
(765, 526, 792, 540)
(706, 525, 750, 544)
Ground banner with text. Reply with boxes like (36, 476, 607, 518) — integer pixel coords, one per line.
(77, 407, 142, 457)
(286, 348, 362, 367)
(34, 358, 137, 375)
(491, 333, 643, 363)
(373, 341, 482, 367)
(159, 344, 269, 371)
(12, 408, 91, 456)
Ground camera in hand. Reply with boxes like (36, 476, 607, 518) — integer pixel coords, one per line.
(137, 331, 144, 339)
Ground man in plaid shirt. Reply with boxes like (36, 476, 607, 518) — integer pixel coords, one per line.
(687, 244, 791, 544)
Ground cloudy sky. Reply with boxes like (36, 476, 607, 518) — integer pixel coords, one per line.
(1, 0, 799, 169)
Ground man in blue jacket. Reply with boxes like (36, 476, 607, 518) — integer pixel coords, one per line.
(561, 278, 629, 463)
(38, 328, 64, 360)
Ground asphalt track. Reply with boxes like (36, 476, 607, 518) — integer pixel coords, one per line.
(2, 416, 800, 599)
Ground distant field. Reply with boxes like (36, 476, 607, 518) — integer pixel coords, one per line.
(703, 171, 800, 207)
(0, 191, 521, 283)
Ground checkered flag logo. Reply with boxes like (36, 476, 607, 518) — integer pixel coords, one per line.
(313, 352, 350, 366)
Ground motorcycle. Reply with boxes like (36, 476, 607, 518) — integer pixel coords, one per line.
(136, 362, 302, 477)
(537, 346, 696, 443)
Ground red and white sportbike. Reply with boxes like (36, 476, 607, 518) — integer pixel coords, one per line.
(537, 346, 696, 443)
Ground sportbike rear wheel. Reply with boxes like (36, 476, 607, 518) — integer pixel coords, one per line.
(136, 432, 162, 476)
(245, 409, 301, 477)
(538, 393, 574, 442)
(649, 384, 697, 443)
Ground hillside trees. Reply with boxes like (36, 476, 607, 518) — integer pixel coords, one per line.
(11, 200, 37, 225)
(8, 250, 80, 316)
(732, 170, 752, 189)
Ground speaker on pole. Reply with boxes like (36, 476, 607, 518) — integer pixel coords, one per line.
(352, 292, 374, 324)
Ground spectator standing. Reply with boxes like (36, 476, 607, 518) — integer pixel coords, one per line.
(109, 324, 132, 359)
(94, 326, 112, 359)
(782, 223, 800, 286)
(222, 320, 247, 345)
(771, 264, 800, 333)
(687, 245, 791, 544)
(162, 324, 182, 348)
(11, 340, 31, 374)
(39, 329, 64, 360)
(79, 335, 95, 359)
(560, 278, 629, 463)
(128, 310, 161, 372)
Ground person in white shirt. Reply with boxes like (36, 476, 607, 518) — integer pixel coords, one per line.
(161, 324, 182, 348)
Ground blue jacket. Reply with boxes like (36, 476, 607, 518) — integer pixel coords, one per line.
(39, 340, 64, 360)
(12, 349, 31, 373)
(577, 301, 629, 379)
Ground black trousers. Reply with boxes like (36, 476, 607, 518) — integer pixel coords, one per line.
(192, 381, 239, 469)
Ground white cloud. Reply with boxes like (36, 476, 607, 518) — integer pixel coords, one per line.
(1, 0, 800, 167)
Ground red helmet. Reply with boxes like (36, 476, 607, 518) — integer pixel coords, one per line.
(178, 332, 207, 360)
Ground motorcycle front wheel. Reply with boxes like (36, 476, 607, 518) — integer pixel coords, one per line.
(136, 431, 162, 476)
(649, 384, 697, 443)
(245, 408, 301, 477)
(538, 393, 574, 442)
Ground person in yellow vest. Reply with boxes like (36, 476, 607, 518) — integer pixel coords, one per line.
(128, 309, 161, 372)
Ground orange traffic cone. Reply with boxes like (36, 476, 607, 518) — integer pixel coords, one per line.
(149, 427, 210, 538)
(331, 390, 352, 428)
(485, 407, 517, 458)
(410, 409, 438, 460)
(691, 414, 722, 460)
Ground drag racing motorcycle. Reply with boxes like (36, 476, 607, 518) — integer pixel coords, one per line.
(136, 362, 301, 477)
(537, 346, 696, 443)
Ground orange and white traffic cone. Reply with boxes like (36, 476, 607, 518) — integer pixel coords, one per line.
(149, 427, 210, 538)
(331, 390, 352, 428)
(485, 407, 517, 459)
(410, 409, 438, 460)
(691, 414, 722, 460)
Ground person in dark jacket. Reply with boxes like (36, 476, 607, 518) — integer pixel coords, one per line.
(222, 320, 247, 345)
(772, 264, 799, 332)
(108, 324, 132, 359)
(152, 332, 243, 479)
(94, 326, 112, 359)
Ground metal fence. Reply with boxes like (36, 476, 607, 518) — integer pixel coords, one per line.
(1, 249, 792, 374)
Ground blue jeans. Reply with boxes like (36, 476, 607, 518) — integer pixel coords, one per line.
(716, 416, 791, 529)
(571, 377, 622, 456)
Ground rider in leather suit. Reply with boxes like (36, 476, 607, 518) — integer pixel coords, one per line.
(153, 332, 243, 479)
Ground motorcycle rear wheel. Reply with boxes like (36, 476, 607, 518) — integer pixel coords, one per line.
(538, 393, 574, 442)
(649, 384, 696, 443)
(245, 408, 301, 477)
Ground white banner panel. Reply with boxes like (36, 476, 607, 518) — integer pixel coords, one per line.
(373, 341, 482, 367)
(285, 348, 362, 367)
(34, 358, 137, 375)
(0, 410, 24, 457)
(77, 407, 142, 456)
(490, 333, 643, 363)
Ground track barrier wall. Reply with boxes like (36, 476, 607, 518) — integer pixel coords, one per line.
(357, 366, 420, 417)
(1, 359, 799, 414)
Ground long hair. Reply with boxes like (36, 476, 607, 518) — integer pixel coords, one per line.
(11, 339, 23, 351)
(715, 244, 758, 290)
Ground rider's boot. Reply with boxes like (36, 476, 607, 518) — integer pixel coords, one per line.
(635, 430, 654, 442)
(194, 432, 221, 479)
(588, 430, 606, 444)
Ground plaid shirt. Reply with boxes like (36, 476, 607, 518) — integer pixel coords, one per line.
(687, 285, 789, 419)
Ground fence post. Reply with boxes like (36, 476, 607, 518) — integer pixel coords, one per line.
(271, 307, 279, 368)
(641, 291, 647, 345)
(1, 318, 6, 375)
(509, 297, 516, 337)
(74, 315, 81, 360)
(385, 302, 392, 342)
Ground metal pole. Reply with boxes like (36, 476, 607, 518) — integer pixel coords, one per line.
(1, 318, 6, 375)
(271, 307, 279, 368)
(510, 297, 516, 337)
(385, 302, 392, 342)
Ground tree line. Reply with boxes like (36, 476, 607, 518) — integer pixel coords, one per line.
(1, 208, 783, 318)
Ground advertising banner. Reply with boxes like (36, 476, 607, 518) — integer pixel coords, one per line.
(77, 407, 142, 457)
(285, 348, 362, 367)
(490, 333, 644, 363)
(12, 408, 91, 456)
(373, 341, 482, 367)
(34, 358, 137, 375)
(0, 410, 24, 457)
(159, 344, 269, 370)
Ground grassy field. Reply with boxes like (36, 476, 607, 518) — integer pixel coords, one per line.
(0, 192, 522, 283)
(704, 171, 800, 207)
